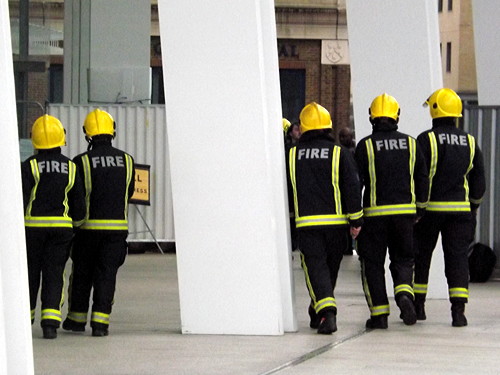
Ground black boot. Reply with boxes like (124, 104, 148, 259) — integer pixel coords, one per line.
(317, 310, 337, 334)
(414, 297, 427, 321)
(365, 314, 388, 329)
(451, 302, 468, 327)
(308, 305, 320, 329)
(62, 318, 86, 332)
(42, 326, 57, 339)
(397, 294, 417, 325)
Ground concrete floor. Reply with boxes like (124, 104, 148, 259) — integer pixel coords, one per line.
(31, 252, 500, 375)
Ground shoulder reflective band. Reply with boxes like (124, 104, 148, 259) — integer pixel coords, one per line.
(366, 139, 377, 207)
(331, 146, 343, 214)
(408, 137, 416, 204)
(464, 134, 475, 202)
(427, 132, 438, 202)
(289, 147, 299, 220)
(26, 159, 41, 217)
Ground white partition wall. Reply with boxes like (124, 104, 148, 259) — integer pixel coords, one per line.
(472, 1, 500, 106)
(0, 0, 34, 373)
(346, 0, 447, 298)
(158, 0, 296, 334)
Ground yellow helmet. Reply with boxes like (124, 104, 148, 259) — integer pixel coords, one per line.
(369, 93, 400, 121)
(299, 102, 332, 133)
(282, 118, 291, 133)
(83, 109, 115, 138)
(31, 115, 66, 149)
(424, 88, 462, 119)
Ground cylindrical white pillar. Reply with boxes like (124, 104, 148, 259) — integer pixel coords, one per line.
(0, 0, 34, 373)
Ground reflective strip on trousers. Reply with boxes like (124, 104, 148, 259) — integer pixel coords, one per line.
(394, 284, 414, 297)
(414, 283, 428, 295)
(314, 297, 336, 313)
(370, 304, 390, 316)
(68, 311, 88, 323)
(41, 309, 62, 322)
(449, 287, 469, 299)
(91, 311, 110, 325)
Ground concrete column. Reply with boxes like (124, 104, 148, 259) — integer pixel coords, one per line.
(0, 0, 34, 373)
(472, 1, 500, 105)
(346, 0, 447, 298)
(158, 0, 296, 334)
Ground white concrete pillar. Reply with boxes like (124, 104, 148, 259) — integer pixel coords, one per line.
(346, 0, 447, 299)
(0, 0, 34, 373)
(157, 0, 296, 335)
(472, 1, 500, 105)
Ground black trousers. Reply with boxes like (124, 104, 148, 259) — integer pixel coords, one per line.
(26, 227, 73, 327)
(298, 226, 349, 316)
(67, 230, 127, 328)
(414, 213, 474, 303)
(357, 216, 415, 316)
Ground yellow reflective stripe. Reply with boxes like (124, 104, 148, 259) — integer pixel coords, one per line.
(464, 134, 475, 202)
(361, 259, 374, 308)
(91, 312, 110, 325)
(366, 139, 377, 207)
(414, 283, 428, 295)
(427, 201, 470, 212)
(364, 204, 416, 217)
(289, 147, 299, 220)
(31, 309, 36, 320)
(348, 209, 363, 221)
(449, 287, 469, 299)
(332, 146, 342, 214)
(296, 214, 349, 227)
(63, 161, 76, 218)
(24, 216, 73, 228)
(416, 201, 428, 209)
(427, 132, 438, 202)
(370, 304, 390, 316)
(124, 154, 133, 219)
(300, 252, 317, 303)
(26, 159, 41, 217)
(82, 155, 92, 222)
(81, 219, 128, 230)
(68, 311, 88, 323)
(394, 284, 414, 297)
(314, 297, 336, 313)
(409, 137, 416, 204)
(41, 309, 62, 322)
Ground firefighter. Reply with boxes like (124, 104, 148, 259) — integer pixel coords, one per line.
(62, 109, 135, 337)
(21, 115, 86, 339)
(355, 94, 429, 329)
(287, 102, 363, 334)
(414, 88, 486, 327)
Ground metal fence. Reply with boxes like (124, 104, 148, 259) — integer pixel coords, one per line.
(463, 106, 500, 265)
(47, 104, 174, 243)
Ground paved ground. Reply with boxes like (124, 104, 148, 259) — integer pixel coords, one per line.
(31, 252, 500, 375)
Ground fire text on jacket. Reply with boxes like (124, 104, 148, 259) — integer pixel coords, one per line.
(297, 148, 329, 160)
(38, 160, 69, 174)
(91, 155, 125, 168)
(375, 138, 408, 151)
(438, 133, 468, 146)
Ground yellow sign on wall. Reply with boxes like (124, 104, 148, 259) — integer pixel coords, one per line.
(130, 164, 151, 205)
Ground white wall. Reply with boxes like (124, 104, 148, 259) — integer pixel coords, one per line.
(472, 1, 500, 106)
(0, 0, 34, 373)
(158, 0, 296, 334)
(346, 0, 447, 299)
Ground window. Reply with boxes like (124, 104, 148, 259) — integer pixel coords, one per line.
(151, 67, 165, 104)
(438, 0, 443, 12)
(49, 64, 64, 103)
(446, 42, 452, 72)
(448, 0, 453, 11)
